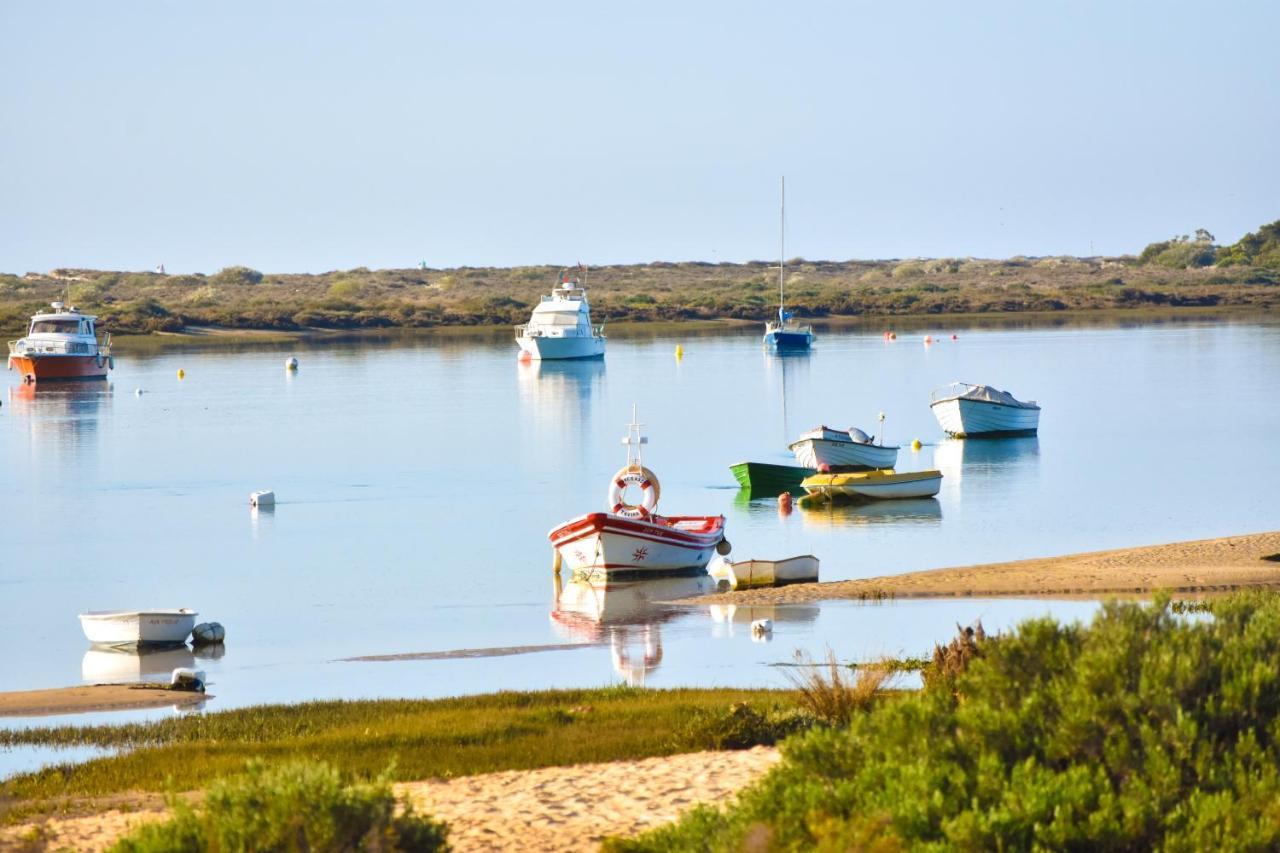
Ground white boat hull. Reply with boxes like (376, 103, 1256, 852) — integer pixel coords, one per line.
(517, 334, 605, 360)
(717, 555, 819, 590)
(550, 513, 724, 578)
(78, 610, 197, 647)
(789, 437, 898, 470)
(931, 397, 1040, 437)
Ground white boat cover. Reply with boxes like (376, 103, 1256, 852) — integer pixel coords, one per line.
(943, 383, 1037, 409)
(847, 427, 872, 444)
(798, 426, 852, 443)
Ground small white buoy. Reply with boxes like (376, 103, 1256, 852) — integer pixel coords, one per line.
(170, 667, 207, 692)
(192, 622, 225, 645)
(285, 357, 298, 370)
(250, 490, 275, 508)
(751, 618, 773, 638)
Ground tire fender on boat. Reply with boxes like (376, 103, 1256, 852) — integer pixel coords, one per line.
(608, 465, 660, 519)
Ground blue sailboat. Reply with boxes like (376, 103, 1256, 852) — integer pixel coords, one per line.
(763, 177, 814, 351)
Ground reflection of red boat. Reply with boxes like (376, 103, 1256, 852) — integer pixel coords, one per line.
(7, 302, 113, 382)
(548, 409, 728, 579)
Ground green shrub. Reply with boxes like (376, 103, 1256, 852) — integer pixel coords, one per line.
(212, 266, 265, 287)
(109, 760, 447, 852)
(1217, 220, 1280, 269)
(680, 702, 813, 750)
(620, 593, 1280, 851)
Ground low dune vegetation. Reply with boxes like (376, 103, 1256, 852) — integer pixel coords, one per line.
(1, 221, 1277, 336)
(611, 592, 1280, 851)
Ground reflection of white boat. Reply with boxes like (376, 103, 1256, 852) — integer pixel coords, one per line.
(789, 426, 898, 470)
(930, 382, 1040, 437)
(78, 609, 197, 648)
(550, 575, 713, 686)
(800, 469, 943, 502)
(549, 411, 726, 578)
(515, 267, 606, 360)
(710, 555, 819, 590)
(551, 575, 714, 635)
(82, 645, 195, 682)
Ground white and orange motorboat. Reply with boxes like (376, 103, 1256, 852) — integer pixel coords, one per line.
(8, 302, 113, 382)
(549, 409, 729, 579)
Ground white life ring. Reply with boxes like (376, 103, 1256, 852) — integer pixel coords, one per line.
(608, 465, 661, 519)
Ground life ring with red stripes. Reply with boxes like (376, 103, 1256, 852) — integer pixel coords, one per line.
(608, 465, 661, 519)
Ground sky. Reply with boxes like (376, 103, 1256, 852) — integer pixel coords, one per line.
(2, 1, 1278, 274)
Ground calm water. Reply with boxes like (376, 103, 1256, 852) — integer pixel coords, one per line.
(2, 316, 1278, 730)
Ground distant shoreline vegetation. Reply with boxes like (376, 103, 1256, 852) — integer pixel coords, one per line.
(2, 220, 1277, 336)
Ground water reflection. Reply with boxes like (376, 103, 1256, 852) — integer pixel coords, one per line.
(799, 498, 942, 528)
(708, 601, 820, 643)
(81, 645, 195, 682)
(550, 575, 713, 685)
(516, 358, 606, 440)
(6, 383, 112, 464)
(933, 436, 1041, 485)
(763, 350, 810, 447)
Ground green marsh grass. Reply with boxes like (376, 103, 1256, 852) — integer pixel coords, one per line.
(1, 687, 798, 824)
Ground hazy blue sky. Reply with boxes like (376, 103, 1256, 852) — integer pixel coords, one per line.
(2, 1, 1277, 273)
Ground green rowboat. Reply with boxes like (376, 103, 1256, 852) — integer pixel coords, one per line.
(729, 461, 816, 497)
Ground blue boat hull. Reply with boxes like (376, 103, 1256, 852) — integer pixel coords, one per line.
(764, 329, 813, 350)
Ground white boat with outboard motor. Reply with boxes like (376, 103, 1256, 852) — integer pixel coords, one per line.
(930, 382, 1040, 437)
(78, 609, 197, 648)
(549, 409, 728, 578)
(709, 554, 819, 591)
(515, 266, 606, 360)
(789, 425, 898, 470)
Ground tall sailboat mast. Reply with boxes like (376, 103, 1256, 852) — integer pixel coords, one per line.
(778, 176, 786, 321)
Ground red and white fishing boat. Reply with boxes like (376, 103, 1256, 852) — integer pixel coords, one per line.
(549, 409, 729, 578)
(7, 302, 113, 382)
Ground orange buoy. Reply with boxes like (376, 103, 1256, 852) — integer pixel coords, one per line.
(923, 335, 933, 345)
(517, 351, 532, 363)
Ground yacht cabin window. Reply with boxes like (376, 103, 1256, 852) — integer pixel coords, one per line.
(30, 319, 81, 334)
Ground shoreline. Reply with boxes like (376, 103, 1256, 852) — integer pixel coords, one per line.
(684, 531, 1280, 605)
(5, 304, 1273, 352)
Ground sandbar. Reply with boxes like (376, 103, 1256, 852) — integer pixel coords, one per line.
(686, 531, 1280, 605)
(0, 684, 210, 718)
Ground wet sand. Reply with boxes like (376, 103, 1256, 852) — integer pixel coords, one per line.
(0, 684, 209, 718)
(687, 531, 1280, 605)
(1, 748, 779, 852)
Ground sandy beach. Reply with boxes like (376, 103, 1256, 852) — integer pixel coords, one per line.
(689, 531, 1280, 605)
(0, 748, 779, 852)
(0, 684, 210, 718)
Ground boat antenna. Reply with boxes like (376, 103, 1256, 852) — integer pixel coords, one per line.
(778, 176, 785, 324)
(878, 411, 886, 446)
(621, 403, 647, 467)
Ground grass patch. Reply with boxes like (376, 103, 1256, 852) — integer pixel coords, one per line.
(109, 760, 446, 852)
(613, 592, 1280, 850)
(0, 687, 798, 824)
(785, 650, 889, 726)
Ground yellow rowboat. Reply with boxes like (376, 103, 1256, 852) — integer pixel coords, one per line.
(800, 469, 942, 503)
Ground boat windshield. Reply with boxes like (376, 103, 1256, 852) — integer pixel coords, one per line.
(30, 320, 81, 334)
(535, 312, 583, 326)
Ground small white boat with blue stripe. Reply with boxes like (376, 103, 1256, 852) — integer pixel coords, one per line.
(930, 382, 1041, 438)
